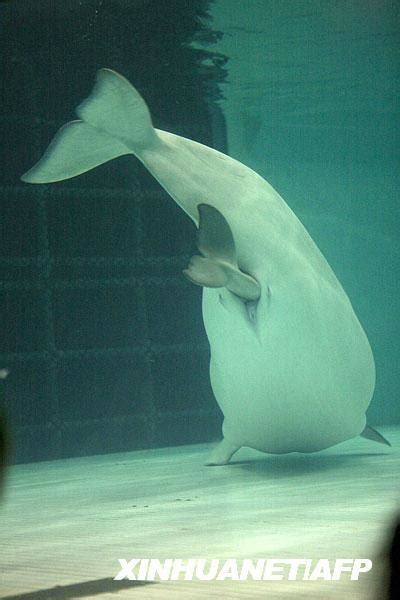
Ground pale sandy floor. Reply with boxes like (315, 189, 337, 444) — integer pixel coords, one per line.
(1, 427, 399, 599)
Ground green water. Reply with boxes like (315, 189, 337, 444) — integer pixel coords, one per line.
(0, 0, 398, 464)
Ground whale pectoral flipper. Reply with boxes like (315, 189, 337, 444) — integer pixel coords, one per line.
(360, 425, 391, 447)
(205, 438, 241, 466)
(183, 204, 261, 302)
(183, 255, 229, 288)
(197, 203, 236, 263)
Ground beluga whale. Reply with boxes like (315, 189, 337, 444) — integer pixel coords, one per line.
(21, 69, 390, 465)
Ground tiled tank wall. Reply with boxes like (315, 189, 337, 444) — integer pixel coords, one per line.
(0, 0, 227, 463)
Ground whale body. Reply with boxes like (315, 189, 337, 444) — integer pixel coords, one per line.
(21, 69, 388, 464)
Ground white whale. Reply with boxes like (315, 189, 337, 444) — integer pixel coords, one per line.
(21, 69, 389, 464)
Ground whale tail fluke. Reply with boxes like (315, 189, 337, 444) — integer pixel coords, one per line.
(21, 69, 158, 184)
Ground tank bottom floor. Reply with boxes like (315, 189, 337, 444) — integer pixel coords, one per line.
(1, 426, 399, 599)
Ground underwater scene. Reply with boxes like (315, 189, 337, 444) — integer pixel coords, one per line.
(0, 1, 399, 598)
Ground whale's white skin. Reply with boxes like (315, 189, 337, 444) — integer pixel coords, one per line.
(21, 70, 378, 464)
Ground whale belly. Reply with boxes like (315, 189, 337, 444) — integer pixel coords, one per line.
(202, 279, 375, 454)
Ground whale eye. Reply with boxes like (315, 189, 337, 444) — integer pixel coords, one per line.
(219, 293, 226, 307)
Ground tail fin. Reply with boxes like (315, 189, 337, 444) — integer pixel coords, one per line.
(21, 69, 158, 184)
